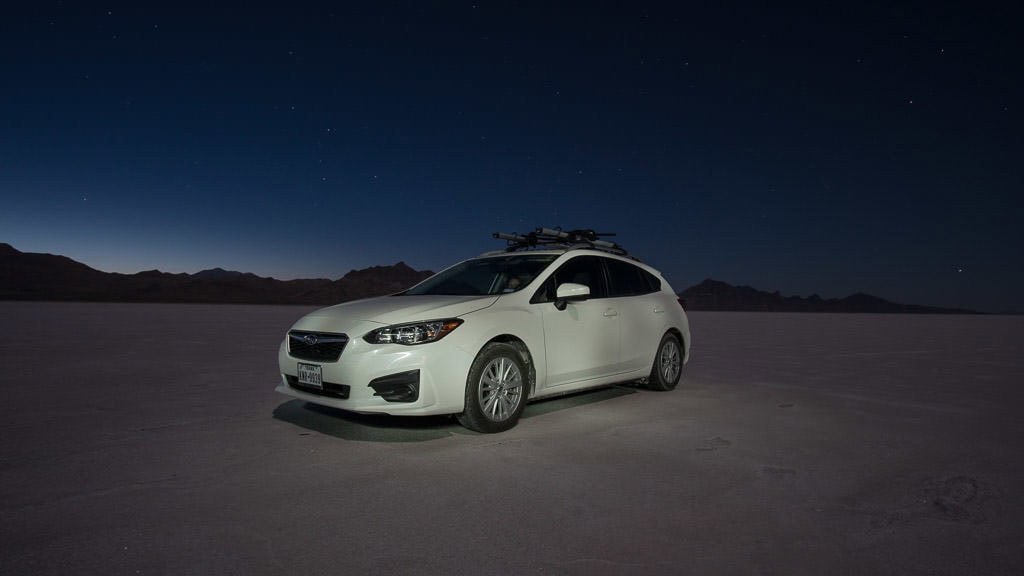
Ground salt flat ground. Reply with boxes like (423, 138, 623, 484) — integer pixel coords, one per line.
(1, 302, 1022, 575)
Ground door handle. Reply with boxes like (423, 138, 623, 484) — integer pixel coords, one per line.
(653, 305, 665, 314)
(603, 309, 618, 317)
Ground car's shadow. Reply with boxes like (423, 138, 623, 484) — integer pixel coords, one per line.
(272, 384, 640, 442)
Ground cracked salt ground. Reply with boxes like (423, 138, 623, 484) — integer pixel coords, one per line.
(925, 476, 992, 524)
(759, 465, 797, 477)
(872, 476, 994, 527)
(696, 436, 733, 451)
(2, 305, 1023, 575)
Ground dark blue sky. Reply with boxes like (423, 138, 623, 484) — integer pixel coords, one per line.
(2, 2, 1021, 312)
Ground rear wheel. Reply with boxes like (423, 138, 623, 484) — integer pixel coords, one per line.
(647, 333, 682, 391)
(457, 343, 527, 433)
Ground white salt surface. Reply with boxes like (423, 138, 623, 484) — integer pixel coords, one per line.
(1, 303, 1022, 574)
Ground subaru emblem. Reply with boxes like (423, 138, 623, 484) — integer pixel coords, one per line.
(302, 334, 319, 346)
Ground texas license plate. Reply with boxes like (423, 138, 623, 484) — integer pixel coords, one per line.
(297, 363, 323, 389)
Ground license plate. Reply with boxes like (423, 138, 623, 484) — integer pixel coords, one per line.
(297, 363, 323, 389)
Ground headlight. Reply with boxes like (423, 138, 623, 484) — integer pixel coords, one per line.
(363, 319, 464, 345)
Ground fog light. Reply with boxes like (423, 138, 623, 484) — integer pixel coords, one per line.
(369, 370, 420, 403)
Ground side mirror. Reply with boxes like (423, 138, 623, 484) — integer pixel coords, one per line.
(554, 282, 590, 310)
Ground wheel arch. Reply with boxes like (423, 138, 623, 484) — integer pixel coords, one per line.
(484, 334, 537, 399)
(665, 327, 687, 363)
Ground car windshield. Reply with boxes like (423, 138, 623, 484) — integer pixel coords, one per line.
(403, 254, 559, 296)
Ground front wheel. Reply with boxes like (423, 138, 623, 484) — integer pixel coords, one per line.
(647, 333, 683, 391)
(457, 343, 527, 433)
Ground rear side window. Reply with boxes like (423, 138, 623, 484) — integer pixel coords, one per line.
(606, 258, 661, 297)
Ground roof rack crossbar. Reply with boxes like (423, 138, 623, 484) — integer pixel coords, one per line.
(491, 227, 632, 257)
(493, 232, 530, 243)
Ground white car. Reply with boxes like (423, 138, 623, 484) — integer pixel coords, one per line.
(276, 228, 690, 433)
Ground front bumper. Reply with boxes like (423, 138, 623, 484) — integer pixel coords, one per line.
(275, 335, 474, 416)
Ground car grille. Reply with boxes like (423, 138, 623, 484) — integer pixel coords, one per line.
(286, 376, 350, 399)
(288, 330, 349, 362)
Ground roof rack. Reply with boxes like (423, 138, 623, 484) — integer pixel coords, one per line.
(492, 227, 631, 257)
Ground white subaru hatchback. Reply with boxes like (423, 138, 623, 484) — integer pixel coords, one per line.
(276, 229, 690, 433)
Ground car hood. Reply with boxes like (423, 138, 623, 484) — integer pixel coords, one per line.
(291, 294, 499, 333)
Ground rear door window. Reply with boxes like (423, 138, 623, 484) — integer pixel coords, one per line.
(605, 258, 659, 297)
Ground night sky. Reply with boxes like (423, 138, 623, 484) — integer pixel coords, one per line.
(2, 2, 1021, 312)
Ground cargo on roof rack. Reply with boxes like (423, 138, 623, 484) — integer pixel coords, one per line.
(491, 227, 632, 257)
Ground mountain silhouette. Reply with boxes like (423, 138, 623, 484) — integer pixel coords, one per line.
(678, 279, 977, 314)
(0, 243, 432, 305)
(1, 243, 977, 312)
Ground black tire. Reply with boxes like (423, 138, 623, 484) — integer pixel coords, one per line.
(647, 332, 683, 391)
(456, 342, 528, 433)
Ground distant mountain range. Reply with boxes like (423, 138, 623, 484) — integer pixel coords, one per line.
(678, 279, 977, 314)
(0, 243, 977, 313)
(0, 243, 432, 305)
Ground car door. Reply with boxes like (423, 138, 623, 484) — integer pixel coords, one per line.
(604, 257, 665, 373)
(532, 255, 621, 389)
